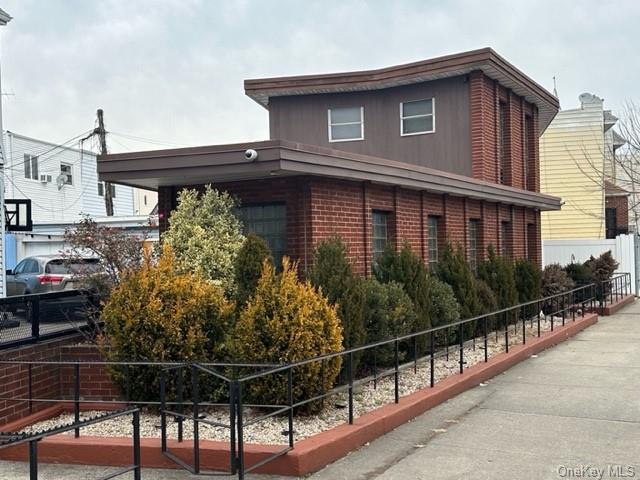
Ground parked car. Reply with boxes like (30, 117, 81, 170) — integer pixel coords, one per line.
(5, 255, 100, 296)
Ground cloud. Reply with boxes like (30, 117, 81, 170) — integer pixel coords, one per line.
(0, 0, 638, 152)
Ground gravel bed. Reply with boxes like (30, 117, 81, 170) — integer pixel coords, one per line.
(19, 315, 573, 445)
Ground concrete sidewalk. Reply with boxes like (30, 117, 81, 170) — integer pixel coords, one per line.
(1, 302, 639, 479)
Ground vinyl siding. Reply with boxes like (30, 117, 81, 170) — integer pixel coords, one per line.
(540, 102, 605, 240)
(4, 132, 135, 224)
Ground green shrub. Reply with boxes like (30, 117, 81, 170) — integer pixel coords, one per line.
(308, 236, 366, 351)
(475, 278, 500, 333)
(436, 243, 479, 319)
(564, 261, 592, 303)
(542, 263, 575, 297)
(228, 259, 343, 414)
(234, 233, 273, 306)
(361, 279, 417, 367)
(584, 251, 619, 284)
(477, 245, 518, 310)
(101, 246, 234, 401)
(426, 276, 461, 328)
(373, 242, 431, 331)
(515, 258, 543, 303)
(163, 185, 245, 293)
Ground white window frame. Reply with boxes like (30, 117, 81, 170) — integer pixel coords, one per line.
(24, 154, 39, 182)
(60, 163, 73, 185)
(328, 106, 364, 143)
(400, 98, 436, 136)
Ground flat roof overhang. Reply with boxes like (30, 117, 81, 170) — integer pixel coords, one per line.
(98, 140, 562, 211)
(245, 48, 560, 134)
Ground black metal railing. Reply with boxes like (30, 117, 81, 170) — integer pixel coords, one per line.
(0, 290, 99, 350)
(0, 283, 601, 479)
(0, 407, 141, 480)
(598, 272, 632, 309)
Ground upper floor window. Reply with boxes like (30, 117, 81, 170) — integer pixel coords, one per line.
(400, 99, 435, 136)
(498, 101, 508, 184)
(98, 182, 116, 198)
(372, 210, 390, 262)
(24, 154, 39, 181)
(239, 203, 287, 267)
(328, 106, 364, 142)
(60, 163, 73, 185)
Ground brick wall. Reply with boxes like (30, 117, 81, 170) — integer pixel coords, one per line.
(605, 195, 629, 233)
(0, 336, 121, 427)
(469, 70, 539, 192)
(162, 176, 544, 274)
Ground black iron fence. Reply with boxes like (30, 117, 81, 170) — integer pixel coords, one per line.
(598, 272, 632, 309)
(0, 290, 98, 350)
(0, 283, 605, 479)
(0, 407, 141, 480)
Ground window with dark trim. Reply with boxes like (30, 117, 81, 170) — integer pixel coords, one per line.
(427, 216, 439, 269)
(468, 219, 479, 271)
(524, 115, 533, 190)
(527, 223, 537, 261)
(498, 102, 508, 185)
(239, 203, 287, 266)
(501, 221, 511, 257)
(98, 182, 116, 198)
(372, 210, 390, 262)
(60, 163, 73, 185)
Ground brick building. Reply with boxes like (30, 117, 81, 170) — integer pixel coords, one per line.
(98, 48, 561, 273)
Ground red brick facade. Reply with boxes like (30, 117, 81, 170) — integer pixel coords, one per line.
(605, 195, 629, 236)
(469, 71, 539, 192)
(158, 176, 542, 275)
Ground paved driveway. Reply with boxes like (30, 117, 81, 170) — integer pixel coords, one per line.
(1, 301, 639, 479)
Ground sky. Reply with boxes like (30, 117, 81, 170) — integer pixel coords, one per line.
(0, 0, 638, 153)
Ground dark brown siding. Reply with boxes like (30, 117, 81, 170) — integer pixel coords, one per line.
(268, 76, 472, 176)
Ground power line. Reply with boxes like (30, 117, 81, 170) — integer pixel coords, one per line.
(109, 131, 190, 148)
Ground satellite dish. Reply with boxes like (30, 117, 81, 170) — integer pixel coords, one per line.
(56, 174, 68, 190)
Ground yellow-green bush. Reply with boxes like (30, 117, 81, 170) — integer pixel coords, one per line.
(228, 258, 343, 414)
(101, 245, 234, 401)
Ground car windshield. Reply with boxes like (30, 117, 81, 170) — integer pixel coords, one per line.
(45, 259, 101, 275)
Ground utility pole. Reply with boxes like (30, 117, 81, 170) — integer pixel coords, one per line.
(95, 109, 114, 216)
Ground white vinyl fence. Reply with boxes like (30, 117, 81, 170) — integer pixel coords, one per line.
(542, 234, 638, 295)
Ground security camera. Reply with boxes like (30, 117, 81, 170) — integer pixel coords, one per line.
(244, 149, 258, 161)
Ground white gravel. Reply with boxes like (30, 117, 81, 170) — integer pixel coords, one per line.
(19, 315, 572, 445)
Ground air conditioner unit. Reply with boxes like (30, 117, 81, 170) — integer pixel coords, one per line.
(39, 174, 52, 183)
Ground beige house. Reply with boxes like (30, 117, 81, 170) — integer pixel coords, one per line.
(540, 93, 625, 240)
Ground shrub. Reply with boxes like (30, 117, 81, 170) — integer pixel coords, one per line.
(426, 276, 461, 328)
(101, 246, 234, 401)
(228, 259, 343, 414)
(361, 279, 417, 367)
(373, 242, 431, 331)
(308, 236, 366, 351)
(475, 279, 498, 316)
(584, 251, 619, 284)
(163, 185, 245, 293)
(234, 233, 273, 306)
(515, 258, 543, 304)
(542, 263, 575, 297)
(564, 261, 592, 303)
(477, 245, 518, 310)
(436, 243, 479, 319)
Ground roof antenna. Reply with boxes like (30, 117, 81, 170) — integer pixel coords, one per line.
(553, 76, 559, 99)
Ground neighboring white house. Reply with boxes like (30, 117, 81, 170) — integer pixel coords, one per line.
(133, 188, 158, 216)
(3, 131, 136, 222)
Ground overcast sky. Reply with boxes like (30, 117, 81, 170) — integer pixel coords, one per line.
(0, 0, 638, 153)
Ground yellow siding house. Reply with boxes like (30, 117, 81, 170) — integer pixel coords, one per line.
(540, 93, 608, 240)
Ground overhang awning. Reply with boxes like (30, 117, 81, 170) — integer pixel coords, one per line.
(98, 139, 562, 211)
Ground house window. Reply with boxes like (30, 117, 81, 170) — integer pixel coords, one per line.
(501, 221, 511, 257)
(400, 99, 435, 135)
(427, 216, 439, 269)
(372, 210, 390, 262)
(468, 219, 479, 271)
(498, 102, 508, 185)
(605, 207, 617, 239)
(524, 115, 533, 190)
(239, 203, 287, 266)
(527, 223, 537, 261)
(98, 182, 116, 198)
(328, 106, 364, 142)
(24, 154, 39, 180)
(60, 163, 73, 185)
